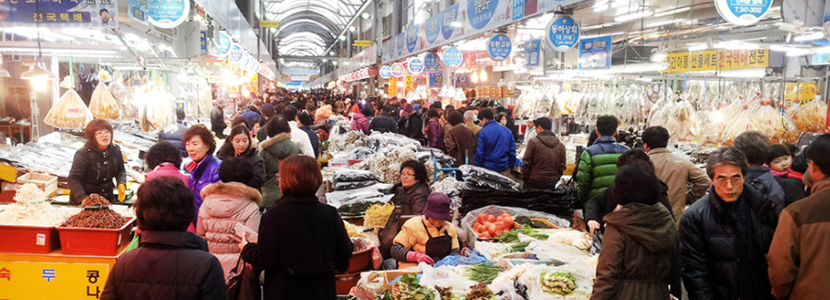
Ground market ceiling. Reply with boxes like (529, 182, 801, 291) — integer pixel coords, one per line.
(264, 0, 363, 59)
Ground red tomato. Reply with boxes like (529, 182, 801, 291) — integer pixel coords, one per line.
(487, 223, 499, 236)
(495, 215, 506, 223)
(502, 218, 514, 229)
(485, 214, 496, 223)
(479, 232, 492, 239)
(477, 214, 488, 223)
(473, 223, 483, 233)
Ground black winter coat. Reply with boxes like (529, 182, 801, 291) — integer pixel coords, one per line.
(216, 142, 266, 190)
(241, 195, 353, 300)
(680, 185, 778, 300)
(378, 181, 430, 258)
(158, 123, 187, 157)
(100, 231, 228, 300)
(67, 143, 127, 205)
(585, 180, 675, 231)
(211, 106, 226, 134)
(370, 113, 399, 134)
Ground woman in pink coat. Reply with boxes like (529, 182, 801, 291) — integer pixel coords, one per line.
(196, 156, 262, 279)
(144, 141, 190, 187)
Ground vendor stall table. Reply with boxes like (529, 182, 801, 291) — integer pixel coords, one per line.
(0, 124, 32, 143)
(0, 245, 129, 299)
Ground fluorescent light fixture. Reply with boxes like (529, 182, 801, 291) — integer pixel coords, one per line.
(647, 18, 687, 27)
(815, 46, 830, 54)
(616, 10, 653, 22)
(362, 13, 370, 19)
(580, 32, 624, 39)
(0, 47, 118, 55)
(785, 48, 810, 56)
(594, 5, 609, 12)
(636, 77, 653, 82)
(593, 1, 608, 7)
(793, 32, 825, 42)
(610, 0, 629, 8)
(113, 66, 144, 71)
(713, 41, 759, 50)
(688, 44, 708, 51)
(769, 44, 808, 53)
(651, 52, 668, 62)
(615, 62, 669, 73)
(654, 7, 691, 17)
(349, 26, 356, 32)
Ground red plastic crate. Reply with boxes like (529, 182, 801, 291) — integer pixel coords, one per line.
(57, 217, 135, 256)
(0, 224, 60, 254)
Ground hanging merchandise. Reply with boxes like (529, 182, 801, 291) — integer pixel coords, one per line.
(89, 83, 120, 119)
(546, 16, 580, 52)
(137, 85, 178, 132)
(44, 90, 94, 130)
(109, 72, 131, 120)
(788, 99, 828, 133)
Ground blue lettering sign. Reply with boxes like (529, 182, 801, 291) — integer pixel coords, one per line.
(546, 16, 580, 52)
(425, 53, 442, 71)
(443, 47, 464, 68)
(487, 34, 512, 61)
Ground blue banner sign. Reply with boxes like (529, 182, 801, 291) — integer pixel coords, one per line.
(546, 16, 579, 52)
(578, 35, 613, 70)
(443, 47, 464, 68)
(425, 53, 442, 71)
(0, 0, 119, 28)
(524, 39, 542, 67)
(487, 34, 512, 61)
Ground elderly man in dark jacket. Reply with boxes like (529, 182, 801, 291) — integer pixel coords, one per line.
(370, 104, 399, 134)
(680, 147, 778, 300)
(101, 177, 228, 300)
(521, 117, 566, 190)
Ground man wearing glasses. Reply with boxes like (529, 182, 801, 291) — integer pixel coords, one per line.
(680, 147, 778, 300)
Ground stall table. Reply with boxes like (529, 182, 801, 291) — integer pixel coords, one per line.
(0, 124, 32, 143)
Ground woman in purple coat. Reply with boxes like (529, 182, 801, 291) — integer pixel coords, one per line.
(182, 124, 221, 230)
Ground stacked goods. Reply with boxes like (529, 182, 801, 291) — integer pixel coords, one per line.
(459, 165, 519, 191)
(462, 263, 504, 284)
(363, 203, 395, 228)
(378, 274, 436, 300)
(89, 82, 120, 118)
(338, 201, 384, 216)
(344, 221, 367, 238)
(0, 183, 67, 226)
(353, 147, 418, 184)
(464, 283, 495, 300)
(459, 189, 574, 217)
(471, 212, 516, 239)
(62, 194, 127, 229)
(44, 90, 94, 129)
(333, 170, 379, 191)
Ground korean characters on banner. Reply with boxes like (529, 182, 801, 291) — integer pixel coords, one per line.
(405, 75, 414, 96)
(487, 34, 512, 61)
(715, 0, 774, 26)
(443, 47, 464, 68)
(425, 53, 442, 71)
(524, 39, 542, 67)
(0, 0, 119, 28)
(0, 262, 109, 300)
(388, 76, 398, 97)
(380, 0, 586, 64)
(578, 35, 612, 70)
(546, 16, 580, 52)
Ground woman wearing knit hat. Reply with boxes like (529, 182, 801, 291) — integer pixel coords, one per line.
(389, 193, 459, 269)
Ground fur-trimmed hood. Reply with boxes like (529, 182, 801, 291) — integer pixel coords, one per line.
(201, 181, 263, 206)
(258, 132, 292, 152)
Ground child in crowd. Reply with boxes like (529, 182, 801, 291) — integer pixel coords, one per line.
(767, 143, 804, 180)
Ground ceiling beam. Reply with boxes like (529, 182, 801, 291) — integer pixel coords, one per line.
(275, 55, 342, 60)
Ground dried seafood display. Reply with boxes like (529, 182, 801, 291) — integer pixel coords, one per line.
(44, 90, 94, 130)
(89, 82, 120, 118)
(62, 194, 127, 229)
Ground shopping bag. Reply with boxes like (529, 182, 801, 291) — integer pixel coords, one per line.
(126, 235, 140, 252)
(227, 256, 261, 300)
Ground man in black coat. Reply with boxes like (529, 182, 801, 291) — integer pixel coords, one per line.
(101, 177, 228, 300)
(680, 147, 778, 300)
(158, 108, 187, 157)
(370, 104, 399, 134)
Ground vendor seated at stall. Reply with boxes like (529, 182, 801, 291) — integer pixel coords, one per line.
(390, 193, 460, 269)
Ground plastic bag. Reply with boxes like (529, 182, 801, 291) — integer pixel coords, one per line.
(434, 250, 490, 267)
(419, 263, 479, 296)
(89, 82, 120, 119)
(44, 89, 94, 129)
(333, 169, 377, 183)
(517, 265, 594, 300)
(334, 180, 378, 191)
(354, 271, 386, 300)
(789, 99, 827, 133)
(459, 165, 520, 191)
(460, 205, 571, 249)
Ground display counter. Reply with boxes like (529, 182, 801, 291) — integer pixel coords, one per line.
(0, 245, 129, 300)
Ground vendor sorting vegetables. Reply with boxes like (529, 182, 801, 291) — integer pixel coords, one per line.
(390, 193, 459, 268)
(68, 119, 127, 205)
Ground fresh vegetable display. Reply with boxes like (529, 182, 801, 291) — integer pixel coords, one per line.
(338, 201, 383, 216)
(435, 286, 459, 300)
(464, 263, 504, 284)
(511, 241, 531, 252)
(379, 274, 435, 300)
(539, 272, 577, 295)
(364, 203, 396, 227)
(492, 227, 549, 243)
(472, 212, 515, 239)
(465, 283, 496, 300)
(344, 221, 367, 238)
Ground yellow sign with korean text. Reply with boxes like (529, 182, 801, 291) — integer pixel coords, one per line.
(0, 261, 109, 300)
(354, 40, 372, 47)
(784, 82, 819, 107)
(405, 75, 414, 95)
(260, 21, 279, 28)
(661, 49, 770, 73)
(388, 76, 398, 97)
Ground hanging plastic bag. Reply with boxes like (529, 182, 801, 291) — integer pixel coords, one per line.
(44, 90, 94, 129)
(89, 82, 120, 118)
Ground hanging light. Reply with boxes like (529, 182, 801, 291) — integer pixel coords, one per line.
(470, 70, 479, 83)
(479, 69, 488, 82)
(20, 0, 56, 81)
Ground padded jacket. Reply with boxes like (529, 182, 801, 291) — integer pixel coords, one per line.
(521, 131, 566, 190)
(369, 113, 398, 134)
(680, 185, 778, 300)
(158, 123, 187, 157)
(216, 141, 266, 190)
(576, 136, 630, 206)
(197, 182, 262, 279)
(258, 133, 301, 208)
(68, 143, 127, 205)
(474, 121, 516, 173)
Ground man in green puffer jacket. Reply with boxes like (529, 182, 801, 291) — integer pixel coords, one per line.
(576, 116, 629, 207)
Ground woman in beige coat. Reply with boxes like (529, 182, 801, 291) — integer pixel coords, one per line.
(197, 156, 263, 279)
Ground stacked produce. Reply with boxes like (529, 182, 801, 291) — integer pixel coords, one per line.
(471, 212, 516, 239)
(0, 183, 68, 226)
(62, 194, 127, 229)
(378, 274, 436, 300)
(44, 90, 95, 129)
(89, 82, 120, 118)
(462, 264, 504, 284)
(363, 202, 395, 228)
(539, 272, 577, 295)
(332, 169, 379, 191)
(352, 147, 419, 184)
(344, 221, 367, 238)
(464, 283, 496, 300)
(338, 201, 384, 216)
(459, 165, 519, 191)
